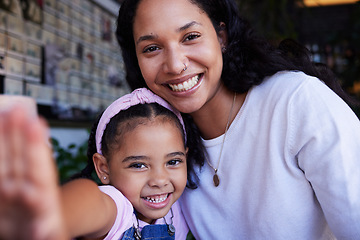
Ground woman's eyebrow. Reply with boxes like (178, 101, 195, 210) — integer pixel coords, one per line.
(178, 21, 202, 32)
(136, 21, 202, 45)
(136, 34, 158, 45)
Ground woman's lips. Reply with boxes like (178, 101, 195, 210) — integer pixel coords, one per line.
(168, 74, 200, 92)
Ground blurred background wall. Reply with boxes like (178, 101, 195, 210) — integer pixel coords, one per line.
(1, 0, 359, 181)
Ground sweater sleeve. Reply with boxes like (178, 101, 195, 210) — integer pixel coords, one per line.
(99, 185, 134, 240)
(288, 77, 360, 239)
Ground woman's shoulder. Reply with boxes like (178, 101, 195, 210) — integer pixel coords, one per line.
(246, 70, 354, 119)
(262, 70, 317, 89)
(253, 70, 335, 102)
(248, 71, 316, 104)
(260, 71, 358, 125)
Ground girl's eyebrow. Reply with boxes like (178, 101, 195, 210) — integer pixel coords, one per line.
(167, 151, 186, 158)
(135, 21, 202, 45)
(122, 155, 148, 163)
(122, 151, 185, 162)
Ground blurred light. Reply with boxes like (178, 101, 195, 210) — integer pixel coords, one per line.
(303, 0, 358, 7)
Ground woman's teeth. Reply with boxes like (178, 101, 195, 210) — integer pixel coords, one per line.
(169, 75, 199, 92)
(144, 194, 168, 203)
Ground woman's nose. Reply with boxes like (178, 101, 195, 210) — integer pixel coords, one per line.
(163, 46, 187, 75)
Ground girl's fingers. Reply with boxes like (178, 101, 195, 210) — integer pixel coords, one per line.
(0, 116, 7, 183)
(9, 107, 27, 188)
(22, 116, 68, 240)
(0, 96, 37, 196)
(26, 117, 54, 182)
(0, 108, 20, 199)
(23, 115, 56, 204)
(0, 105, 67, 240)
(0, 106, 32, 240)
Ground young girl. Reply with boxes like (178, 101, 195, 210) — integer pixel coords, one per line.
(0, 88, 189, 240)
(116, 0, 360, 239)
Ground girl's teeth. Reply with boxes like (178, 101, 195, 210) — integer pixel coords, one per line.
(169, 75, 199, 92)
(145, 194, 168, 203)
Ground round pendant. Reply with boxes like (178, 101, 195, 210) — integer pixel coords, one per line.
(168, 224, 176, 236)
(213, 173, 220, 187)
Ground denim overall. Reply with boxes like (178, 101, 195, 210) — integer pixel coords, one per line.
(121, 209, 175, 240)
(121, 224, 175, 240)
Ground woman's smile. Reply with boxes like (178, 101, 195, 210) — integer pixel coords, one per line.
(134, 0, 226, 114)
(167, 74, 202, 92)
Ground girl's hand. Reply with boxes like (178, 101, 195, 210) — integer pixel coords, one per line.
(0, 104, 68, 240)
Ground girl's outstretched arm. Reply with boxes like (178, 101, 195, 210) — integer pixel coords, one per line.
(61, 179, 117, 238)
(0, 105, 117, 239)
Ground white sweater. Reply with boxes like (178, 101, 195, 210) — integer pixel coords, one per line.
(180, 71, 360, 239)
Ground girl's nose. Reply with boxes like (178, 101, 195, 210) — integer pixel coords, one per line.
(148, 168, 170, 188)
(163, 46, 187, 75)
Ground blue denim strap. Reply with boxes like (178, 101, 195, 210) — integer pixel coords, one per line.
(121, 224, 175, 240)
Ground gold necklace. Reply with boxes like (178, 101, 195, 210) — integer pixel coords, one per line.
(206, 93, 236, 187)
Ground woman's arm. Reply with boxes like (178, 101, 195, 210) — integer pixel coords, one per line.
(288, 77, 360, 238)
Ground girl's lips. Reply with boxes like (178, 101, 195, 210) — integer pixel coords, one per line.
(143, 193, 169, 203)
(142, 193, 172, 209)
(168, 74, 202, 92)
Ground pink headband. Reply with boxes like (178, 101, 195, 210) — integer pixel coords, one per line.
(95, 88, 186, 154)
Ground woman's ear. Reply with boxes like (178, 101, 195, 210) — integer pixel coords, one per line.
(218, 22, 228, 52)
(93, 153, 110, 184)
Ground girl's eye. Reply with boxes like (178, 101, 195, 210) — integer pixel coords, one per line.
(143, 45, 159, 53)
(184, 33, 201, 42)
(167, 159, 183, 166)
(129, 162, 146, 169)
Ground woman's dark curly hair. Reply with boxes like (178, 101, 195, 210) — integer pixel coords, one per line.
(115, 0, 358, 187)
(116, 0, 355, 102)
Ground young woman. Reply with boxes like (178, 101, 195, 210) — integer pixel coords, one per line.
(116, 0, 360, 239)
(0, 88, 189, 240)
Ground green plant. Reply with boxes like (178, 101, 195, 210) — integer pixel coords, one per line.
(186, 231, 196, 240)
(51, 137, 88, 184)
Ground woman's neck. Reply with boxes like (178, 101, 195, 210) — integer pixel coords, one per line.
(190, 87, 246, 140)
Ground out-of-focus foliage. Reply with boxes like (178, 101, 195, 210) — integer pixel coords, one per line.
(52, 137, 88, 184)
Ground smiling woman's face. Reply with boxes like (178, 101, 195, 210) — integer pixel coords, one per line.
(133, 0, 226, 114)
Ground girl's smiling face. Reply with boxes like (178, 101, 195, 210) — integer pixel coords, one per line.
(133, 0, 226, 114)
(107, 119, 187, 223)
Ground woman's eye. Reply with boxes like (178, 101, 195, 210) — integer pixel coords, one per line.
(143, 45, 159, 53)
(184, 33, 200, 42)
(129, 163, 146, 169)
